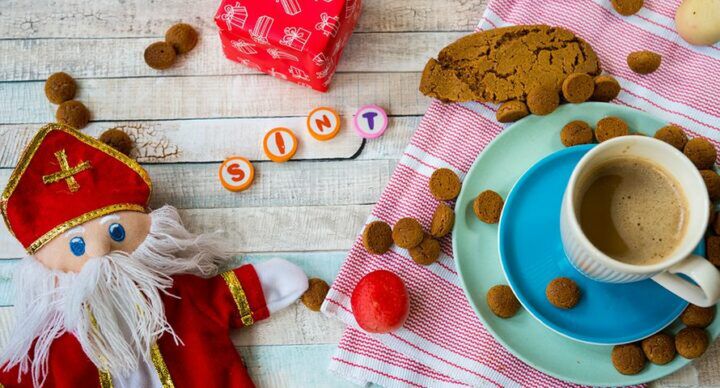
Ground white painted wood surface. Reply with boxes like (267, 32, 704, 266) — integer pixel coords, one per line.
(0, 0, 715, 386)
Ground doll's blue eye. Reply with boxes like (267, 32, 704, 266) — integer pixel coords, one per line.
(69, 237, 86, 257)
(108, 223, 126, 242)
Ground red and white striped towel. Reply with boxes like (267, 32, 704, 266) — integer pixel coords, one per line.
(322, 0, 720, 386)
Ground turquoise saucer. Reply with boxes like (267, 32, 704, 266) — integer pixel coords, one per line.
(453, 102, 720, 386)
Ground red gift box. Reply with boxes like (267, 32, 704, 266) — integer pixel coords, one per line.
(215, 0, 362, 92)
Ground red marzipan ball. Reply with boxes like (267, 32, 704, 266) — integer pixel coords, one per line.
(351, 270, 410, 333)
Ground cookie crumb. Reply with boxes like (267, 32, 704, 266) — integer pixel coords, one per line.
(612, 343, 646, 375)
(165, 23, 198, 54)
(546, 277, 580, 309)
(301, 278, 330, 312)
(362, 221, 393, 255)
(591, 75, 621, 102)
(627, 50, 662, 74)
(430, 203, 455, 238)
(675, 327, 709, 359)
(562, 73, 594, 104)
(429, 168, 461, 201)
(684, 138, 717, 170)
(144, 41, 177, 70)
(561, 120, 594, 147)
(409, 234, 441, 266)
(56, 100, 90, 129)
(706, 235, 720, 266)
(392, 218, 424, 249)
(611, 0, 644, 15)
(527, 86, 560, 116)
(473, 190, 504, 224)
(700, 170, 720, 201)
(681, 304, 716, 328)
(654, 125, 688, 151)
(99, 129, 133, 156)
(595, 116, 629, 142)
(642, 333, 676, 365)
(486, 285, 521, 318)
(496, 100, 530, 123)
(44, 72, 77, 104)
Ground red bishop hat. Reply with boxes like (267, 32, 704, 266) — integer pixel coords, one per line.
(1, 123, 152, 254)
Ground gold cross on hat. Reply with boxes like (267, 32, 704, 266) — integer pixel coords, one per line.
(42, 149, 92, 192)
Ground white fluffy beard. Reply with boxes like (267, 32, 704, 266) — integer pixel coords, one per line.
(0, 205, 235, 386)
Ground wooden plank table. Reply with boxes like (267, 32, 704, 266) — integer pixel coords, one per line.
(0, 0, 717, 386)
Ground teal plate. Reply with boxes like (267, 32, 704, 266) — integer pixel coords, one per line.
(453, 102, 720, 386)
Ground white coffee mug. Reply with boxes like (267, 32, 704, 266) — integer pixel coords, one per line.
(560, 135, 720, 307)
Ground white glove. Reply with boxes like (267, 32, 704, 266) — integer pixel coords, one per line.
(253, 258, 309, 314)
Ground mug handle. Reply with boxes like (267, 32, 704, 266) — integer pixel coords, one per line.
(652, 254, 720, 307)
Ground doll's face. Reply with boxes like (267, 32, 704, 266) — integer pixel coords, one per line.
(34, 211, 151, 273)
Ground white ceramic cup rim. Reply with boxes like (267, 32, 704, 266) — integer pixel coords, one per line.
(565, 136, 710, 275)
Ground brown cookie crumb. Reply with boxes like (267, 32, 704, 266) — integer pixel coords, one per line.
(684, 138, 717, 170)
(430, 203, 455, 238)
(706, 235, 720, 266)
(654, 125, 688, 151)
(642, 333, 676, 365)
(56, 100, 90, 129)
(675, 327, 709, 359)
(561, 120, 594, 147)
(681, 304, 716, 328)
(496, 100, 530, 123)
(562, 73, 594, 104)
(595, 116, 629, 142)
(486, 285, 521, 318)
(612, 343, 646, 375)
(473, 190, 504, 224)
(144, 41, 177, 70)
(165, 23, 198, 54)
(627, 50, 662, 74)
(362, 221, 393, 255)
(700, 170, 720, 201)
(409, 234, 441, 266)
(527, 86, 560, 116)
(301, 278, 330, 312)
(611, 0, 644, 15)
(591, 75, 621, 102)
(429, 168, 461, 201)
(392, 218, 424, 249)
(44, 72, 77, 104)
(99, 129, 133, 156)
(546, 277, 580, 309)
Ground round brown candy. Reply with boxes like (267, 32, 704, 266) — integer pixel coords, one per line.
(496, 100, 529, 123)
(362, 221, 393, 255)
(526, 86, 560, 116)
(44, 72, 77, 104)
(675, 327, 709, 359)
(591, 75, 621, 102)
(700, 170, 720, 201)
(684, 138, 717, 170)
(712, 210, 720, 235)
(165, 23, 198, 54)
(56, 100, 90, 129)
(707, 235, 720, 266)
(560, 120, 594, 147)
(641, 333, 676, 365)
(611, 0, 644, 15)
(144, 41, 177, 70)
(301, 278, 330, 312)
(409, 234, 441, 266)
(486, 285, 521, 318)
(430, 203, 455, 238)
(611, 343, 646, 375)
(561, 73, 594, 104)
(392, 218, 424, 249)
(654, 124, 688, 151)
(627, 50, 662, 75)
(473, 190, 504, 224)
(546, 277, 580, 309)
(99, 129, 133, 156)
(429, 168, 461, 201)
(681, 304, 716, 328)
(595, 116, 629, 142)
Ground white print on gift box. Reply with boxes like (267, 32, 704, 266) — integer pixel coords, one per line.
(267, 48, 299, 61)
(269, 67, 287, 80)
(238, 59, 262, 71)
(332, 35, 349, 57)
(231, 39, 258, 55)
(279, 27, 312, 51)
(345, 0, 358, 18)
(219, 2, 249, 30)
(250, 15, 274, 45)
(315, 13, 340, 37)
(316, 58, 335, 79)
(288, 66, 310, 81)
(276, 0, 302, 15)
(322, 73, 334, 87)
(312, 52, 328, 67)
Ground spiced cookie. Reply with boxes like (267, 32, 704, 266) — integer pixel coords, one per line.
(44, 72, 77, 104)
(429, 168, 461, 201)
(496, 100, 530, 123)
(675, 327, 709, 359)
(706, 235, 720, 266)
(362, 221, 393, 255)
(562, 73, 594, 103)
(700, 170, 720, 200)
(681, 304, 716, 328)
(486, 285, 521, 318)
(611, 343, 646, 375)
(546, 277, 580, 309)
(627, 50, 662, 74)
(641, 333, 676, 365)
(430, 203, 455, 238)
(301, 278, 330, 312)
(409, 234, 441, 266)
(419, 25, 601, 103)
(591, 75, 621, 102)
(56, 100, 90, 129)
(392, 218, 424, 249)
(165, 23, 198, 54)
(712, 210, 720, 235)
(99, 129, 133, 156)
(595, 116, 629, 142)
(611, 0, 644, 15)
(654, 124, 688, 151)
(144, 41, 177, 70)
(560, 120, 594, 147)
(473, 190, 504, 224)
(684, 138, 717, 170)
(526, 85, 560, 116)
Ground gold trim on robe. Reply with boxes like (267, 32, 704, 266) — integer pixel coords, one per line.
(150, 343, 175, 388)
(221, 270, 255, 326)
